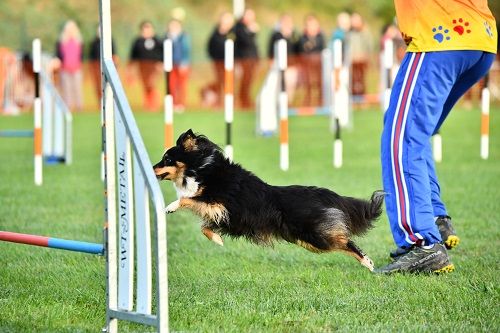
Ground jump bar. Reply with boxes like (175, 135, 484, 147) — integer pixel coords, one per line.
(0, 231, 104, 255)
(0, 130, 34, 138)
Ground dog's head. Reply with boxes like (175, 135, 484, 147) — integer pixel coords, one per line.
(153, 129, 221, 182)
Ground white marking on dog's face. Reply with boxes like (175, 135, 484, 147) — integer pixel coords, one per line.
(174, 176, 199, 198)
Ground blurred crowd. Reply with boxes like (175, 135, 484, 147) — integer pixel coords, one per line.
(1, 7, 498, 114)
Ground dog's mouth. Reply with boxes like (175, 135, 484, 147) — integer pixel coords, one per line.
(154, 166, 173, 181)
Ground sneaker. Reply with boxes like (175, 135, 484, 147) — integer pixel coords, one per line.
(374, 243, 455, 274)
(389, 246, 412, 260)
(436, 215, 460, 249)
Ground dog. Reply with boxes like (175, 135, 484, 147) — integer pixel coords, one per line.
(153, 129, 384, 271)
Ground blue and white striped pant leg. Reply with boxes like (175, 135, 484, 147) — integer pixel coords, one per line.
(381, 50, 495, 248)
(381, 52, 452, 248)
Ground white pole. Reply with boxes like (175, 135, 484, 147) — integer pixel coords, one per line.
(332, 40, 343, 168)
(433, 133, 442, 163)
(233, 0, 245, 19)
(480, 75, 490, 159)
(163, 39, 174, 150)
(33, 38, 43, 186)
(277, 39, 289, 171)
(224, 39, 234, 161)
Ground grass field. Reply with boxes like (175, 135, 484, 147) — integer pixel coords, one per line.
(0, 107, 499, 332)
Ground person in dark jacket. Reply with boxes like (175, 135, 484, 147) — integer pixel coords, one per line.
(233, 8, 259, 109)
(128, 20, 163, 111)
(202, 11, 234, 107)
(88, 26, 118, 104)
(297, 14, 325, 106)
(267, 14, 300, 103)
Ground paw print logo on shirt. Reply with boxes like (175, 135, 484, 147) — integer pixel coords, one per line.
(484, 21, 493, 38)
(452, 18, 471, 35)
(432, 26, 451, 43)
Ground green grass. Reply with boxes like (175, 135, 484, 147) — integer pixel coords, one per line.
(1, 107, 499, 332)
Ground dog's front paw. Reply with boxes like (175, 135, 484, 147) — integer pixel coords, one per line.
(165, 200, 180, 214)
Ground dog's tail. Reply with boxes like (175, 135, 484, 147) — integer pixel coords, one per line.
(346, 190, 385, 235)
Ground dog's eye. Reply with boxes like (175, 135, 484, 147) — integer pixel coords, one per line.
(164, 157, 173, 165)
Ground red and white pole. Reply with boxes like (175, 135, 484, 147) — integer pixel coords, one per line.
(480, 74, 490, 160)
(224, 39, 234, 161)
(33, 38, 43, 186)
(277, 39, 289, 171)
(163, 39, 174, 150)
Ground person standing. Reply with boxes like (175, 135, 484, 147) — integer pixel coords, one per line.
(376, 0, 497, 274)
(129, 20, 163, 111)
(267, 14, 300, 103)
(166, 18, 191, 111)
(233, 8, 259, 109)
(348, 13, 373, 97)
(202, 11, 234, 108)
(88, 26, 118, 104)
(297, 14, 325, 106)
(55, 20, 84, 112)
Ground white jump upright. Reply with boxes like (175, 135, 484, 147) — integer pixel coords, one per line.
(33, 39, 43, 186)
(99, 0, 168, 332)
(277, 39, 289, 171)
(164, 39, 174, 150)
(224, 39, 234, 161)
(480, 74, 490, 160)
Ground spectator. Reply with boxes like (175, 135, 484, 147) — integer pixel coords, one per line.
(88, 26, 118, 104)
(166, 18, 191, 111)
(202, 11, 234, 108)
(348, 13, 373, 96)
(297, 14, 325, 106)
(331, 12, 351, 63)
(233, 8, 259, 109)
(55, 20, 84, 112)
(267, 14, 300, 103)
(128, 20, 163, 111)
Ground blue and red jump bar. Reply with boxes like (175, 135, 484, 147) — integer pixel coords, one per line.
(0, 231, 104, 255)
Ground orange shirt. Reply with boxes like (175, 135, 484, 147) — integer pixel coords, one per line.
(395, 0, 497, 53)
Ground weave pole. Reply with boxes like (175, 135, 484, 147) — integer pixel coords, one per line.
(433, 131, 443, 163)
(164, 39, 174, 150)
(33, 38, 43, 186)
(224, 39, 234, 160)
(383, 38, 394, 112)
(480, 74, 490, 160)
(277, 39, 288, 171)
(332, 39, 343, 168)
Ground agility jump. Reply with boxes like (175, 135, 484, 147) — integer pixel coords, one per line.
(0, 1, 169, 332)
(0, 38, 72, 185)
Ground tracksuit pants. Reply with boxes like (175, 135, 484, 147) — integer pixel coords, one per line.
(381, 50, 495, 248)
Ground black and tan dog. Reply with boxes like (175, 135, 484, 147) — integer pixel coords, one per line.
(153, 129, 384, 271)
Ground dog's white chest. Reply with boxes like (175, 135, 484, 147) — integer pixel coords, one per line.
(174, 176, 199, 198)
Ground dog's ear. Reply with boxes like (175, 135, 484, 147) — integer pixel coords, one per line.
(177, 129, 197, 151)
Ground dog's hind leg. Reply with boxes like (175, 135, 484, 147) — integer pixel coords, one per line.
(343, 240, 374, 271)
(202, 227, 224, 246)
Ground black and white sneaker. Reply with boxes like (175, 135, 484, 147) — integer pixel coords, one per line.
(389, 216, 460, 260)
(436, 215, 459, 249)
(375, 243, 455, 274)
